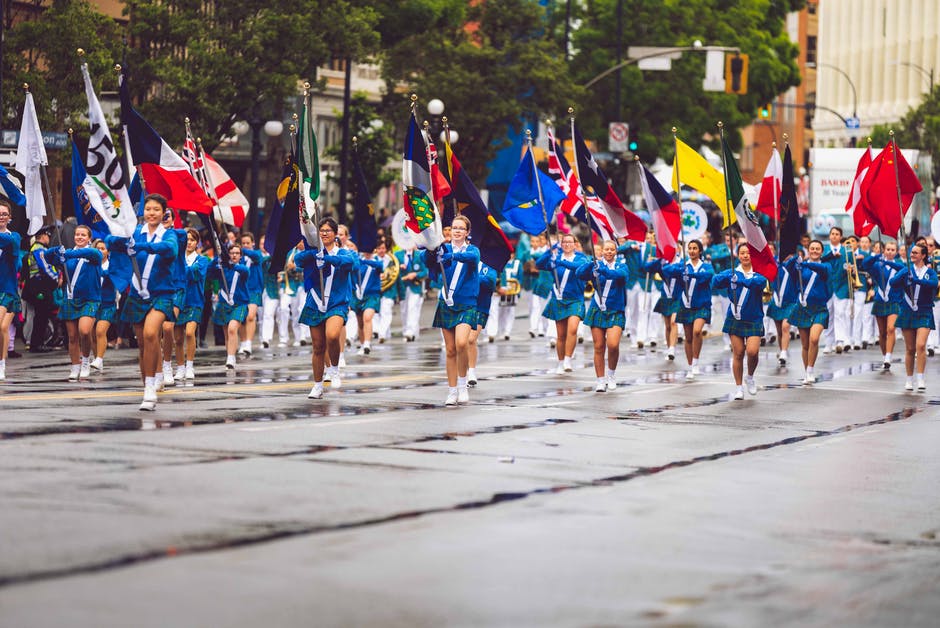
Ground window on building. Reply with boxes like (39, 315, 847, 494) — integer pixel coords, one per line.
(806, 36, 817, 65)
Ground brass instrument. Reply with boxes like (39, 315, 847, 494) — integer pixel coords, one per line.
(504, 277, 521, 296)
(762, 283, 773, 304)
(584, 280, 595, 299)
(850, 249, 863, 290)
(380, 254, 400, 292)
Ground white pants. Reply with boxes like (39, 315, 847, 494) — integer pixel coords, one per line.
(289, 287, 308, 342)
(850, 291, 870, 346)
(529, 293, 546, 334)
(497, 301, 516, 338)
(400, 290, 423, 338)
(863, 300, 876, 343)
(261, 291, 288, 344)
(346, 308, 359, 343)
(928, 301, 940, 348)
(635, 289, 660, 342)
(485, 294, 500, 337)
(824, 296, 851, 347)
(625, 285, 641, 337)
(377, 296, 395, 340)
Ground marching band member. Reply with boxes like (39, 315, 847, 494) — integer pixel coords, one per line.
(209, 243, 250, 371)
(711, 244, 768, 399)
(238, 232, 264, 356)
(765, 243, 798, 365)
(106, 193, 180, 411)
(925, 237, 940, 355)
(0, 200, 21, 381)
(259, 237, 287, 349)
(56, 227, 102, 381)
(282, 242, 309, 347)
(705, 232, 733, 351)
(822, 226, 852, 354)
(526, 234, 550, 339)
(642, 252, 680, 361)
(617, 237, 643, 348)
(536, 233, 589, 374)
(396, 244, 426, 342)
(634, 231, 662, 349)
(579, 240, 627, 392)
(860, 240, 903, 370)
(159, 210, 188, 388)
(467, 260, 497, 386)
(492, 251, 522, 341)
(785, 240, 830, 385)
(352, 239, 384, 356)
(663, 239, 714, 379)
(851, 235, 875, 350)
(91, 239, 118, 372)
(296, 218, 359, 399)
(173, 228, 209, 381)
(890, 243, 938, 391)
(375, 239, 397, 343)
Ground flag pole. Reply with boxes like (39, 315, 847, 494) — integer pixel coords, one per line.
(568, 107, 597, 260)
(671, 127, 687, 260)
(191, 130, 231, 297)
(634, 155, 656, 329)
(527, 128, 561, 289)
(302, 82, 325, 299)
(441, 116, 460, 217)
(889, 130, 914, 277)
(412, 95, 449, 304)
(866, 136, 884, 251)
(775, 137, 783, 261)
(716, 121, 739, 313)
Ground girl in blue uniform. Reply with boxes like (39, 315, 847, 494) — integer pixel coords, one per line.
(860, 240, 903, 370)
(536, 233, 590, 374)
(90, 239, 118, 372)
(890, 244, 939, 391)
(426, 214, 480, 406)
(766, 243, 798, 366)
(174, 228, 209, 381)
(159, 209, 188, 387)
(663, 240, 714, 379)
(467, 260, 497, 387)
(784, 240, 830, 385)
(712, 244, 769, 400)
(209, 243, 250, 371)
(238, 232, 264, 356)
(0, 200, 21, 382)
(352, 239, 384, 356)
(57, 225, 102, 382)
(296, 218, 359, 399)
(579, 240, 627, 392)
(643, 253, 680, 361)
(106, 193, 180, 411)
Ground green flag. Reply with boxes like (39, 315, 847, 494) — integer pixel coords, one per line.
(298, 93, 320, 203)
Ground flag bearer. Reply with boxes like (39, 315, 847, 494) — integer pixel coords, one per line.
(238, 232, 264, 356)
(209, 243, 250, 371)
(822, 226, 852, 354)
(56, 225, 103, 381)
(663, 239, 714, 379)
(712, 244, 768, 400)
(579, 240, 627, 392)
(0, 200, 22, 381)
(91, 239, 118, 372)
(784, 240, 830, 385)
(765, 243, 798, 366)
(159, 209, 188, 388)
(352, 239, 384, 355)
(860, 240, 904, 370)
(891, 243, 939, 391)
(536, 233, 589, 374)
(173, 228, 209, 380)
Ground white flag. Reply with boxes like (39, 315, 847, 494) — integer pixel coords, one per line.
(82, 63, 136, 237)
(15, 92, 47, 235)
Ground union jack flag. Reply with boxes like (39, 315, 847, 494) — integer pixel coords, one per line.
(546, 126, 583, 220)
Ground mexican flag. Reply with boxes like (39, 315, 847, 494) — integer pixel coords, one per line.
(721, 137, 778, 282)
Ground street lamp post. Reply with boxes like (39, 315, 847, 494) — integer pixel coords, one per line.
(808, 61, 858, 145)
(247, 111, 284, 237)
(891, 60, 935, 93)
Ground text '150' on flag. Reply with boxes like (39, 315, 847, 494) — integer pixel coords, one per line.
(638, 163, 681, 262)
(721, 137, 778, 282)
(71, 140, 114, 239)
(401, 112, 443, 250)
(572, 126, 647, 242)
(119, 68, 212, 214)
(440, 147, 513, 272)
(859, 140, 923, 239)
(502, 147, 566, 236)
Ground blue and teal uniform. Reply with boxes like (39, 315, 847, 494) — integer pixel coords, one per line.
(536, 248, 590, 321)
(296, 246, 359, 327)
(712, 268, 768, 337)
(663, 259, 714, 324)
(0, 230, 22, 313)
(579, 257, 628, 329)
(785, 257, 831, 329)
(425, 243, 481, 329)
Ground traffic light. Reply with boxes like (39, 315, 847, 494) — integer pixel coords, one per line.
(628, 139, 638, 151)
(759, 103, 773, 119)
(724, 53, 749, 95)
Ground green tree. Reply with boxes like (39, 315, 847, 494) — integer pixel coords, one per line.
(378, 0, 583, 183)
(324, 92, 397, 198)
(870, 84, 940, 181)
(2, 0, 125, 164)
(568, 0, 804, 162)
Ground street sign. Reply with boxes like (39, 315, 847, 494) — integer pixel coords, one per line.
(845, 116, 860, 129)
(608, 122, 629, 153)
(0, 130, 69, 150)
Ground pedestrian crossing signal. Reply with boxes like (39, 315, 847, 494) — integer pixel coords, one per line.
(725, 53, 749, 95)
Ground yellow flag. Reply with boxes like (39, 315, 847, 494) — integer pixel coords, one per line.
(673, 137, 735, 228)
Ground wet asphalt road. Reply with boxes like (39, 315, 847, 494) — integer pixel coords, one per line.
(1, 300, 939, 627)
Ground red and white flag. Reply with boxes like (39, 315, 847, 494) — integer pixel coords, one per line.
(755, 148, 782, 221)
(845, 146, 876, 236)
(546, 126, 583, 219)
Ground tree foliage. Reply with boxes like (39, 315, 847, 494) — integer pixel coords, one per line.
(870, 84, 940, 181)
(567, 0, 804, 161)
(323, 92, 398, 198)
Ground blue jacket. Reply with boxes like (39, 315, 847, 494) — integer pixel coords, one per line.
(183, 253, 210, 309)
(711, 269, 767, 323)
(822, 244, 852, 299)
(355, 256, 384, 300)
(396, 249, 427, 297)
(425, 243, 481, 308)
(61, 246, 103, 302)
(578, 258, 628, 312)
(616, 242, 642, 290)
(296, 246, 359, 311)
(642, 258, 678, 301)
(536, 248, 590, 301)
(99, 260, 118, 306)
(166, 228, 188, 291)
(770, 261, 800, 307)
(890, 264, 939, 312)
(106, 224, 179, 297)
(0, 231, 21, 295)
(530, 246, 554, 298)
(784, 257, 830, 306)
(241, 248, 264, 296)
(860, 254, 903, 305)
(662, 259, 714, 309)
(476, 262, 497, 315)
(209, 258, 250, 306)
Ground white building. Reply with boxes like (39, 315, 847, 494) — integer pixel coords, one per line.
(814, 0, 940, 146)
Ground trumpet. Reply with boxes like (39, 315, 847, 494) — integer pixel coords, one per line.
(762, 283, 773, 304)
(503, 277, 521, 296)
(380, 254, 400, 292)
(584, 280, 595, 299)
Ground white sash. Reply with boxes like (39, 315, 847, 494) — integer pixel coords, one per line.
(798, 267, 818, 307)
(442, 245, 467, 307)
(67, 258, 86, 300)
(729, 270, 752, 320)
(662, 276, 676, 299)
(592, 261, 615, 311)
(773, 266, 789, 308)
(309, 246, 339, 312)
(356, 264, 374, 300)
(681, 260, 703, 309)
(903, 264, 928, 311)
(876, 264, 897, 302)
(552, 253, 575, 300)
(131, 224, 166, 300)
(219, 270, 240, 306)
